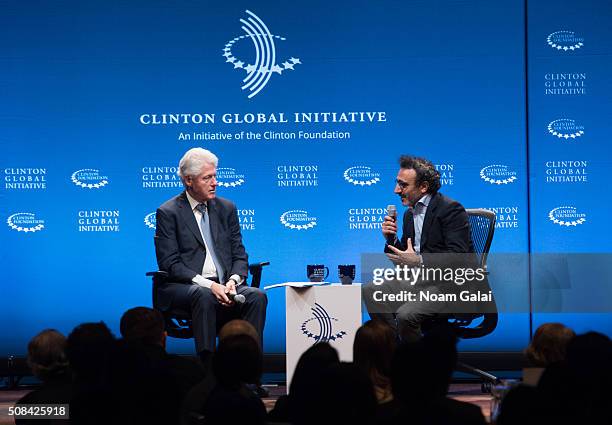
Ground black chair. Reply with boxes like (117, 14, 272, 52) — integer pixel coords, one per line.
(457, 209, 498, 339)
(146, 262, 269, 339)
(423, 208, 499, 386)
(458, 209, 499, 383)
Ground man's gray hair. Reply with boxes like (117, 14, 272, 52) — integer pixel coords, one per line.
(178, 148, 219, 179)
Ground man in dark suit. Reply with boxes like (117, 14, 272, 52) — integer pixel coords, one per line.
(364, 155, 481, 342)
(154, 148, 267, 359)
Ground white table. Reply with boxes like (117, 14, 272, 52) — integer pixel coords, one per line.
(280, 283, 362, 386)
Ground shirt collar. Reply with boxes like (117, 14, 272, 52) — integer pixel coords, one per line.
(185, 191, 204, 212)
(415, 193, 432, 212)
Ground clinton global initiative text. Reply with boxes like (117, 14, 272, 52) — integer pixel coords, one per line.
(140, 111, 387, 125)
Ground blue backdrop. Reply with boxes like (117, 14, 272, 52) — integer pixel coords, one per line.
(2, 0, 611, 355)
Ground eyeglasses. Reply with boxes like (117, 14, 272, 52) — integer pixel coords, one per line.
(395, 179, 409, 189)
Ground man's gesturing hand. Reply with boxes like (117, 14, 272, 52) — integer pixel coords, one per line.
(386, 238, 421, 267)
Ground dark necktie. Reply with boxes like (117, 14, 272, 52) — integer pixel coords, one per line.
(196, 203, 225, 283)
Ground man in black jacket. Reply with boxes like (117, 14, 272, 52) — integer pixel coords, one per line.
(364, 155, 482, 342)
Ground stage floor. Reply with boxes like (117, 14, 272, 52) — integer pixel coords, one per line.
(260, 383, 492, 420)
(0, 383, 492, 424)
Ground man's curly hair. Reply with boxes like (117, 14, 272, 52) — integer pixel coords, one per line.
(399, 155, 441, 194)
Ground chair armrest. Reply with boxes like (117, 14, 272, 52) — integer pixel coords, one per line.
(146, 271, 168, 278)
(248, 262, 270, 288)
(146, 271, 168, 286)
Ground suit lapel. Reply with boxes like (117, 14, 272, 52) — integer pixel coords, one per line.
(206, 199, 227, 277)
(178, 192, 205, 247)
(420, 193, 440, 250)
(405, 210, 415, 249)
(207, 198, 221, 247)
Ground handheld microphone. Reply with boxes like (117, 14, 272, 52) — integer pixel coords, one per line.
(386, 204, 397, 246)
(228, 292, 246, 304)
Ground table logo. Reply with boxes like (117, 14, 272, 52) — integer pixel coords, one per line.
(301, 303, 347, 343)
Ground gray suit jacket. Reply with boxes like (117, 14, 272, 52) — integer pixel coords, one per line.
(154, 191, 248, 284)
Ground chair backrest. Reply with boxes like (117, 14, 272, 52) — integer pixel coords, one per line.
(452, 209, 498, 339)
(466, 208, 496, 271)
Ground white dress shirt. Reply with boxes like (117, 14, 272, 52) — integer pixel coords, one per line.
(185, 191, 244, 289)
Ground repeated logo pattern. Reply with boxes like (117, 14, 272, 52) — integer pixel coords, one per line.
(71, 169, 109, 189)
(280, 210, 317, 230)
(480, 165, 518, 185)
(343, 166, 381, 186)
(7, 213, 45, 233)
(144, 212, 156, 230)
(547, 31, 584, 51)
(548, 206, 587, 227)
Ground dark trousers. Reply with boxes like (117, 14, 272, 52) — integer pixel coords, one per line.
(158, 283, 268, 353)
(362, 281, 447, 342)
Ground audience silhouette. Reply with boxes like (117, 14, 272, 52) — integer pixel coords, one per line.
(14, 311, 611, 425)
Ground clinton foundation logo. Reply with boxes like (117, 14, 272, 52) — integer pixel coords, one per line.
(547, 119, 585, 140)
(217, 168, 245, 188)
(4, 168, 47, 190)
(348, 207, 385, 230)
(77, 210, 120, 232)
(144, 212, 156, 230)
(280, 210, 317, 230)
(141, 166, 182, 189)
(480, 165, 517, 185)
(6, 213, 45, 233)
(224, 10, 301, 99)
(549, 206, 586, 227)
(238, 209, 256, 231)
(343, 166, 380, 186)
(71, 169, 109, 189)
(301, 303, 347, 343)
(547, 31, 584, 51)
